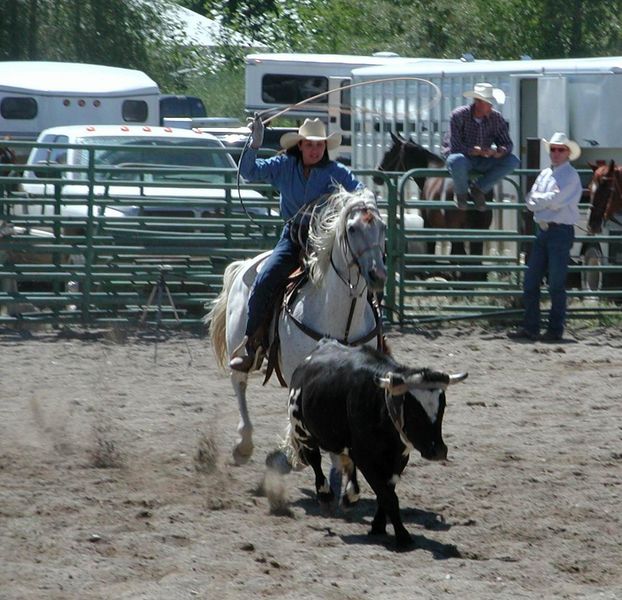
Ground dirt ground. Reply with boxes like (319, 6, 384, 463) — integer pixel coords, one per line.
(1, 322, 621, 600)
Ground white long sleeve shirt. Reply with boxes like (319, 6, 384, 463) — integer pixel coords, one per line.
(526, 161, 582, 225)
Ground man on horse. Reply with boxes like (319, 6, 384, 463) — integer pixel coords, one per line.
(442, 83, 520, 211)
(229, 116, 364, 372)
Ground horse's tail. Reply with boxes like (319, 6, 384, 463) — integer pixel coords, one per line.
(205, 259, 247, 370)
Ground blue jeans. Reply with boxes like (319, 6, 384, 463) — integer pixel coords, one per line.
(446, 153, 520, 195)
(522, 224, 574, 336)
(245, 222, 304, 336)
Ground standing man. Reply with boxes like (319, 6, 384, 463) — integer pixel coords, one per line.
(442, 83, 520, 211)
(508, 132, 583, 342)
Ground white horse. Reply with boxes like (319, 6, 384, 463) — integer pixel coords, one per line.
(207, 187, 387, 465)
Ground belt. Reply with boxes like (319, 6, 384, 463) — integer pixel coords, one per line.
(538, 222, 572, 230)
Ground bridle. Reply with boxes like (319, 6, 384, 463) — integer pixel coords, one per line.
(283, 201, 385, 346)
(331, 203, 385, 298)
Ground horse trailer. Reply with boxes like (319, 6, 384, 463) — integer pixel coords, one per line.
(348, 56, 622, 278)
(0, 61, 160, 160)
(349, 55, 622, 173)
(243, 52, 461, 163)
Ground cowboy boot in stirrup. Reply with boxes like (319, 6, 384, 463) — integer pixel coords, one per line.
(229, 334, 265, 373)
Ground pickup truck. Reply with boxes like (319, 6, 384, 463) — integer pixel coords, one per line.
(14, 124, 270, 226)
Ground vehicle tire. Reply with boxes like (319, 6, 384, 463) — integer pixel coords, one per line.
(581, 246, 603, 292)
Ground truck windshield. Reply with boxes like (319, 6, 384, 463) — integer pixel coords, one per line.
(71, 136, 235, 183)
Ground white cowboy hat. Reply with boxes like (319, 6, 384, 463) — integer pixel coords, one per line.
(543, 132, 581, 161)
(463, 82, 506, 105)
(280, 118, 342, 151)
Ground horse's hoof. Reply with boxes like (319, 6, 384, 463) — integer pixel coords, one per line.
(265, 449, 292, 474)
(233, 444, 254, 465)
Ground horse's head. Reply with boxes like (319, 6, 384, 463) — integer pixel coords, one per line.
(373, 132, 406, 185)
(342, 194, 387, 292)
(307, 187, 387, 293)
(588, 160, 622, 234)
(373, 132, 440, 193)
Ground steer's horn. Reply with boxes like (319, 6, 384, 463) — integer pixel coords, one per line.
(448, 372, 469, 385)
(405, 370, 452, 390)
(375, 372, 409, 396)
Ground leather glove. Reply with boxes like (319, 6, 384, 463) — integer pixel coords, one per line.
(248, 113, 264, 149)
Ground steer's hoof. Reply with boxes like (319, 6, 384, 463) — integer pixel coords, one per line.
(369, 525, 386, 537)
(395, 531, 414, 551)
(265, 449, 292, 474)
(318, 492, 336, 516)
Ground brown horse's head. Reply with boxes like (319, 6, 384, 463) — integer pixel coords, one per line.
(588, 160, 622, 234)
(374, 132, 442, 192)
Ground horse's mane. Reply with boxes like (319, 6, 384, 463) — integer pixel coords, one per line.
(306, 186, 377, 285)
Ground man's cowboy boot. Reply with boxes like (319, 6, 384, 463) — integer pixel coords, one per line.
(229, 334, 264, 373)
(469, 185, 488, 211)
(454, 193, 469, 210)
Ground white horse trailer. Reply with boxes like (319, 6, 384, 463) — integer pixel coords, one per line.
(350, 56, 622, 172)
(244, 52, 439, 162)
(349, 56, 622, 262)
(0, 61, 160, 160)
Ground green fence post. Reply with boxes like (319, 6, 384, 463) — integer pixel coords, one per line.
(80, 148, 96, 324)
(384, 177, 399, 324)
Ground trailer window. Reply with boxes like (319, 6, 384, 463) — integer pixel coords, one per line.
(262, 74, 328, 104)
(160, 96, 207, 120)
(1, 97, 37, 119)
(122, 100, 149, 123)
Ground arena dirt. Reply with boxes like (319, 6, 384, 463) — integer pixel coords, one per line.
(1, 323, 620, 599)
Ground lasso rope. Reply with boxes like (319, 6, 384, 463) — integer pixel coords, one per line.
(236, 76, 440, 229)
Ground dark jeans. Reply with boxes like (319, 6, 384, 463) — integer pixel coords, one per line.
(522, 223, 574, 336)
(245, 222, 304, 337)
(446, 153, 520, 195)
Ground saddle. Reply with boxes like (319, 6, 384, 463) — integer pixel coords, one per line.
(261, 268, 386, 387)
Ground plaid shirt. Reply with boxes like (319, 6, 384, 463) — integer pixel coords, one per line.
(441, 104, 514, 157)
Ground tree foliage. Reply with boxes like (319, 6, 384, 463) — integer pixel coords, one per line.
(1, 0, 620, 119)
(198, 0, 622, 60)
(0, 0, 205, 91)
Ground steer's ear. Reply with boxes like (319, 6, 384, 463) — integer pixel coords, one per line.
(375, 372, 409, 396)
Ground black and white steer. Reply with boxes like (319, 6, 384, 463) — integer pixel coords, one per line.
(285, 339, 467, 548)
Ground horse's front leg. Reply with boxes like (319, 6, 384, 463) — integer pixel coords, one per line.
(231, 370, 254, 465)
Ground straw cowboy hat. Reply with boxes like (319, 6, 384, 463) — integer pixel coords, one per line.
(280, 118, 342, 151)
(463, 82, 506, 105)
(543, 132, 581, 161)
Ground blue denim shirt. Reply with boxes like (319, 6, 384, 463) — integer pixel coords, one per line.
(239, 148, 362, 220)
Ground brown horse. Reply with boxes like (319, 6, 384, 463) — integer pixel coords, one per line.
(374, 132, 493, 258)
(588, 160, 622, 234)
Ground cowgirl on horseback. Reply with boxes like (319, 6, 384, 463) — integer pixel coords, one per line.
(229, 116, 363, 372)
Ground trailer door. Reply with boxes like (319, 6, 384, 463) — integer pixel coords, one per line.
(328, 76, 352, 163)
(537, 76, 568, 168)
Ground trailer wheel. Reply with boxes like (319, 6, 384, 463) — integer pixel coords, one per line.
(581, 246, 603, 292)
